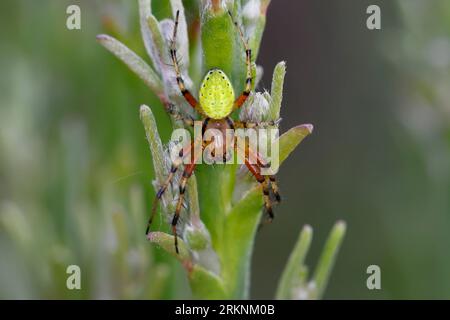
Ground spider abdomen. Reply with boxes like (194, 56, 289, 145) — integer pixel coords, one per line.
(199, 69, 235, 119)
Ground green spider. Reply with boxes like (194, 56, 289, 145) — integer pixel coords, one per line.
(146, 10, 281, 253)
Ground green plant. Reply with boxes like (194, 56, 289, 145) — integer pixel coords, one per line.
(97, 0, 346, 299)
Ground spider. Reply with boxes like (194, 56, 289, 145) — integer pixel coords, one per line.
(146, 10, 281, 254)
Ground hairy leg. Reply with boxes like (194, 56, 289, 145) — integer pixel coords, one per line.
(170, 10, 200, 111)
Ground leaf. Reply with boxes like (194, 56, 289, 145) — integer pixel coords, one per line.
(147, 231, 191, 262)
(148, 232, 226, 299)
(276, 225, 313, 299)
(268, 61, 286, 120)
(140, 105, 173, 207)
(138, 0, 161, 74)
(96, 34, 163, 96)
(140, 105, 167, 182)
(312, 221, 346, 299)
(188, 264, 227, 299)
(146, 14, 167, 70)
(277, 124, 314, 164)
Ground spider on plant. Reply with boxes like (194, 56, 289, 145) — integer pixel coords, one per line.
(146, 10, 281, 254)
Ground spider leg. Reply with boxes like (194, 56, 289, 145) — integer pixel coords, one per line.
(234, 124, 282, 204)
(171, 161, 196, 254)
(145, 141, 193, 235)
(236, 137, 281, 225)
(269, 175, 281, 203)
(170, 10, 200, 111)
(228, 10, 252, 110)
(250, 151, 281, 204)
(245, 159, 274, 222)
(235, 134, 272, 169)
(234, 119, 282, 129)
(171, 134, 203, 254)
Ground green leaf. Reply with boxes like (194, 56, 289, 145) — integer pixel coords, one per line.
(268, 61, 286, 120)
(276, 225, 313, 299)
(140, 105, 173, 207)
(312, 221, 346, 299)
(96, 34, 163, 96)
(277, 124, 314, 164)
(148, 232, 226, 299)
(147, 231, 191, 262)
(138, 0, 161, 74)
(146, 14, 167, 70)
(188, 265, 227, 299)
(140, 105, 167, 182)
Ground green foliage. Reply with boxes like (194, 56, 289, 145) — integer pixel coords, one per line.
(276, 222, 347, 300)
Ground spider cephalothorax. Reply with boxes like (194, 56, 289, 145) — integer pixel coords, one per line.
(146, 10, 280, 253)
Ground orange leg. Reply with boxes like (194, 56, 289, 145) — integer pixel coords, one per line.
(145, 141, 193, 234)
(170, 10, 200, 111)
(245, 159, 274, 221)
(237, 138, 281, 224)
(233, 119, 281, 129)
(171, 161, 196, 254)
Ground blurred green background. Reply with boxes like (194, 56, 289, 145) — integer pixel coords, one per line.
(1, 0, 450, 299)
